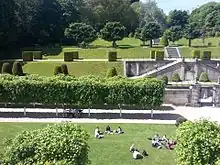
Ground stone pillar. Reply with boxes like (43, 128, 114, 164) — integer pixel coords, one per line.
(123, 61, 127, 77)
(136, 63, 140, 76)
(213, 84, 220, 107)
(194, 58, 199, 81)
(190, 83, 201, 107)
(180, 63, 185, 81)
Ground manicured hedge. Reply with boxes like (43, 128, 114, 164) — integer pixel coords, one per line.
(0, 75, 165, 108)
(155, 51, 164, 61)
(202, 51, 211, 60)
(192, 50, 200, 59)
(22, 51, 33, 61)
(33, 51, 43, 60)
(64, 52, 73, 62)
(108, 51, 117, 62)
(150, 50, 156, 59)
(72, 51, 79, 59)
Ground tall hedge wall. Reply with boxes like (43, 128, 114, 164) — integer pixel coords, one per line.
(0, 75, 165, 108)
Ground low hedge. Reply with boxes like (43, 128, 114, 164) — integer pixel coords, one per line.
(0, 75, 165, 108)
(22, 51, 33, 61)
(202, 51, 211, 60)
(64, 52, 73, 62)
(33, 51, 43, 60)
(150, 50, 156, 59)
(72, 51, 79, 59)
(108, 51, 117, 62)
(192, 50, 200, 59)
(155, 51, 164, 61)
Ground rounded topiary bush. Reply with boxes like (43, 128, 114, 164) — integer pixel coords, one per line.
(2, 123, 90, 165)
(160, 75, 168, 85)
(199, 72, 209, 82)
(106, 67, 118, 78)
(12, 62, 23, 76)
(1, 63, 12, 74)
(61, 64, 69, 75)
(54, 66, 62, 75)
(175, 117, 187, 127)
(172, 73, 181, 82)
(176, 119, 220, 165)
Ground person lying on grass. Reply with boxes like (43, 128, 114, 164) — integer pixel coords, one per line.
(94, 126, 104, 139)
(129, 144, 148, 160)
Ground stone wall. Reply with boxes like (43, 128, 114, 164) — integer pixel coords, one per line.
(164, 88, 190, 105)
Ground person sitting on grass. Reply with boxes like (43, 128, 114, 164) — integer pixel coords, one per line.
(104, 125, 113, 134)
(94, 126, 104, 139)
(152, 138, 162, 149)
(162, 134, 168, 142)
(114, 126, 124, 134)
(166, 140, 177, 150)
(129, 144, 144, 160)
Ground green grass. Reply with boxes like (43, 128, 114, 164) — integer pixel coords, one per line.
(0, 123, 176, 165)
(178, 37, 220, 47)
(23, 61, 123, 77)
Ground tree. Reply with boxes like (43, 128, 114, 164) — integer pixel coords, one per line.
(140, 22, 161, 47)
(167, 9, 189, 28)
(12, 62, 24, 76)
(100, 22, 126, 47)
(165, 26, 182, 43)
(160, 34, 169, 46)
(2, 123, 90, 165)
(64, 23, 97, 47)
(184, 23, 201, 47)
(106, 67, 118, 78)
(176, 119, 220, 165)
(139, 1, 166, 31)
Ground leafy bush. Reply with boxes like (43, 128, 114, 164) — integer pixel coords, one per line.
(0, 75, 165, 108)
(175, 117, 187, 127)
(2, 123, 90, 165)
(199, 72, 209, 82)
(61, 64, 69, 75)
(72, 51, 79, 59)
(106, 67, 118, 78)
(155, 51, 164, 61)
(108, 51, 117, 62)
(176, 119, 220, 165)
(64, 52, 73, 62)
(160, 35, 169, 46)
(160, 75, 168, 85)
(208, 42, 212, 47)
(192, 50, 200, 59)
(150, 50, 156, 59)
(22, 51, 33, 61)
(172, 73, 181, 82)
(33, 51, 43, 59)
(54, 66, 62, 75)
(202, 51, 211, 60)
(12, 62, 23, 76)
(1, 63, 12, 74)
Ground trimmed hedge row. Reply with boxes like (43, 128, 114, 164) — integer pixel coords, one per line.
(108, 51, 117, 62)
(150, 50, 164, 60)
(0, 75, 165, 108)
(192, 50, 211, 60)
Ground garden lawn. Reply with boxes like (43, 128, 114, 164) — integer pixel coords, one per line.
(178, 37, 220, 47)
(0, 123, 176, 165)
(23, 61, 123, 77)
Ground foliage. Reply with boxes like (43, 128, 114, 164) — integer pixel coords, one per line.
(106, 67, 118, 78)
(33, 51, 43, 59)
(167, 10, 189, 28)
(199, 72, 210, 82)
(2, 123, 90, 165)
(22, 51, 34, 62)
(140, 22, 161, 47)
(165, 26, 182, 43)
(172, 73, 181, 82)
(160, 75, 168, 85)
(1, 63, 12, 74)
(176, 119, 220, 165)
(155, 51, 164, 61)
(64, 23, 97, 47)
(0, 75, 165, 108)
(184, 23, 201, 47)
(54, 66, 62, 75)
(202, 51, 211, 60)
(192, 50, 201, 59)
(64, 52, 73, 62)
(175, 117, 187, 127)
(150, 50, 156, 59)
(100, 22, 126, 47)
(12, 62, 24, 76)
(72, 51, 79, 59)
(160, 34, 169, 46)
(108, 51, 117, 62)
(61, 64, 69, 75)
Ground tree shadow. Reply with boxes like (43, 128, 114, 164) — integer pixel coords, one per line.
(43, 47, 62, 56)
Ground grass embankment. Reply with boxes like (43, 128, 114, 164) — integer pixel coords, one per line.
(0, 123, 176, 165)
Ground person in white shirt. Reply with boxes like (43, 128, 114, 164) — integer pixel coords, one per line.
(133, 150, 143, 160)
(94, 127, 104, 139)
(129, 144, 135, 152)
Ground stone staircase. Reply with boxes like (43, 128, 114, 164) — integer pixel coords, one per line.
(131, 59, 182, 79)
(165, 47, 181, 58)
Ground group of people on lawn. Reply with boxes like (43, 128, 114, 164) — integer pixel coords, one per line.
(94, 126, 177, 160)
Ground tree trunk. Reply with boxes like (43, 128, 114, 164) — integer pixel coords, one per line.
(150, 39, 153, 48)
(188, 39, 192, 47)
(112, 41, 117, 48)
(142, 41, 145, 46)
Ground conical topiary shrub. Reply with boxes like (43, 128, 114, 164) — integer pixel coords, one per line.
(106, 67, 118, 78)
(61, 64, 69, 75)
(172, 73, 181, 82)
(160, 75, 169, 85)
(54, 66, 62, 75)
(12, 62, 24, 76)
(199, 72, 209, 82)
(1, 63, 12, 74)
